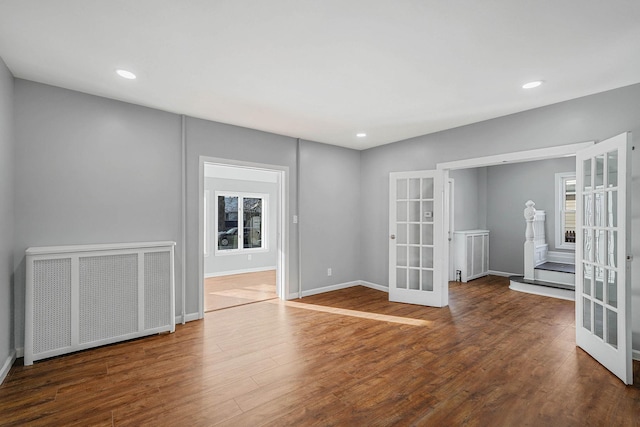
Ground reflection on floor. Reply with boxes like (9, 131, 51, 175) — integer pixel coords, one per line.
(204, 269, 276, 312)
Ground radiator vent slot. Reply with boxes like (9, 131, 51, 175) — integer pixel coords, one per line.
(25, 242, 175, 365)
(144, 251, 171, 330)
(79, 254, 139, 344)
(33, 258, 72, 354)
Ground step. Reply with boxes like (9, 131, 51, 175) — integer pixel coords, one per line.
(535, 262, 575, 274)
(534, 262, 575, 286)
(535, 269, 574, 286)
(509, 275, 575, 301)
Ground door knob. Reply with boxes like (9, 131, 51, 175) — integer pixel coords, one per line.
(390, 234, 396, 240)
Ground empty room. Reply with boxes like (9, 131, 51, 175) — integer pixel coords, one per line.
(1, 1, 640, 425)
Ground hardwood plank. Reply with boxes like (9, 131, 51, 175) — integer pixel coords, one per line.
(204, 270, 276, 312)
(1, 275, 639, 426)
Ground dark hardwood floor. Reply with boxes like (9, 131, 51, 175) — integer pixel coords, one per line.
(1, 275, 639, 426)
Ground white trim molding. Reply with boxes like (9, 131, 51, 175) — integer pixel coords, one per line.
(300, 281, 361, 298)
(437, 141, 594, 171)
(299, 280, 389, 298)
(359, 281, 389, 293)
(488, 270, 521, 278)
(633, 349, 640, 362)
(0, 350, 16, 385)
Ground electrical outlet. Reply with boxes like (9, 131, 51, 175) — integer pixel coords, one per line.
(327, 268, 332, 276)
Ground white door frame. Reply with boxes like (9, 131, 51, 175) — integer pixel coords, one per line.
(436, 141, 594, 292)
(447, 178, 455, 281)
(198, 156, 289, 318)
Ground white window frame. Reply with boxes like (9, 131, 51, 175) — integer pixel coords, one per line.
(555, 172, 576, 250)
(204, 190, 210, 257)
(214, 191, 268, 256)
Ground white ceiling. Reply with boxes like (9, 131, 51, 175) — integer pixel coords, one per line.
(1, 1, 639, 150)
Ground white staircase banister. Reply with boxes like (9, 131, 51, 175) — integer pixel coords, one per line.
(524, 200, 536, 280)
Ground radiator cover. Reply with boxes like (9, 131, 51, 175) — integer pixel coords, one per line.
(25, 241, 175, 365)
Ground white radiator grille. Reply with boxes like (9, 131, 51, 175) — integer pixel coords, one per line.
(79, 254, 138, 344)
(144, 251, 171, 329)
(25, 241, 175, 365)
(33, 258, 72, 354)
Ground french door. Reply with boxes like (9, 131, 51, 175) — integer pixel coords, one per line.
(389, 170, 446, 307)
(576, 132, 632, 384)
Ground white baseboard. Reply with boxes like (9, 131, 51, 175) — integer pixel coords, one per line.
(175, 312, 201, 324)
(1, 350, 16, 385)
(633, 349, 640, 362)
(359, 280, 389, 293)
(286, 292, 301, 300)
(205, 266, 276, 278)
(299, 280, 389, 298)
(488, 270, 520, 278)
(16, 347, 23, 358)
(300, 281, 361, 297)
(547, 251, 575, 264)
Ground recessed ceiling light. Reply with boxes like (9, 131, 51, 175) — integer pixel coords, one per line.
(356, 133, 367, 138)
(116, 69, 136, 80)
(522, 80, 543, 89)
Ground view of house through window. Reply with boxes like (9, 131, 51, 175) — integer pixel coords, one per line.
(216, 192, 265, 252)
(556, 172, 576, 248)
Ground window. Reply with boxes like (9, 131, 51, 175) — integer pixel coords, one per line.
(215, 192, 267, 254)
(555, 172, 576, 249)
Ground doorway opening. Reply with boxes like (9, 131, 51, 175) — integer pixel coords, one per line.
(437, 141, 594, 296)
(198, 157, 288, 316)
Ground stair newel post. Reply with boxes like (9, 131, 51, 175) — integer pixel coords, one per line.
(524, 200, 536, 280)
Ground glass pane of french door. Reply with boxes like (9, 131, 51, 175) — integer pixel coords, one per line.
(580, 153, 619, 347)
(394, 177, 434, 291)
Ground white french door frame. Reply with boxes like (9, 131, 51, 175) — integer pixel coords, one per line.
(448, 178, 455, 281)
(436, 141, 595, 301)
(198, 157, 289, 319)
(575, 133, 632, 384)
(389, 170, 447, 307)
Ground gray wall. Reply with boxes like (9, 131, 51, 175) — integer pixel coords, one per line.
(0, 58, 14, 368)
(486, 157, 575, 274)
(299, 140, 361, 291)
(204, 177, 277, 276)
(450, 168, 487, 231)
(13, 80, 183, 350)
(360, 82, 640, 349)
